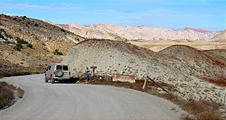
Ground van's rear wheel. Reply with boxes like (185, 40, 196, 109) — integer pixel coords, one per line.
(45, 75, 48, 83)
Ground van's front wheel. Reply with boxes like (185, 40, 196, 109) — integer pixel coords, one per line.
(51, 77, 55, 84)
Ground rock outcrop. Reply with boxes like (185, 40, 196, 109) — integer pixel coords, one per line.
(63, 39, 226, 105)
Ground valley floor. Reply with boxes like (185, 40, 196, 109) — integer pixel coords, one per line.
(130, 41, 226, 52)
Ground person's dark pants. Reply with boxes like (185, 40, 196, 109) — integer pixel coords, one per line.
(86, 74, 92, 81)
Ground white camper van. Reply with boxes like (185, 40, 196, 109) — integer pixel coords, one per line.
(45, 63, 71, 83)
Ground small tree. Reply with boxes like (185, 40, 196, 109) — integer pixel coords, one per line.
(27, 43, 33, 48)
(13, 43, 23, 51)
(16, 37, 28, 44)
(0, 34, 4, 39)
(60, 29, 65, 32)
(54, 49, 63, 55)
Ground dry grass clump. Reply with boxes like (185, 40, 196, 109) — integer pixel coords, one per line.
(180, 100, 223, 120)
(0, 66, 44, 78)
(0, 72, 31, 78)
(196, 111, 223, 120)
(0, 82, 15, 109)
(16, 87, 24, 98)
(203, 77, 226, 87)
(0, 82, 24, 109)
(80, 75, 172, 92)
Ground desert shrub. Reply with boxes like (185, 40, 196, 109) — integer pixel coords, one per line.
(60, 29, 65, 32)
(16, 37, 28, 44)
(5, 33, 12, 39)
(16, 88, 24, 98)
(13, 43, 23, 51)
(75, 38, 80, 41)
(27, 43, 33, 48)
(34, 23, 39, 27)
(22, 16, 26, 19)
(54, 49, 63, 55)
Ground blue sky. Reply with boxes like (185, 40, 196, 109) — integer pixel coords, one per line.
(0, 0, 225, 30)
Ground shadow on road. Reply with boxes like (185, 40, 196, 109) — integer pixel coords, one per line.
(49, 78, 79, 84)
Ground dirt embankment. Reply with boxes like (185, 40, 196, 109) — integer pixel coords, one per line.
(0, 82, 24, 110)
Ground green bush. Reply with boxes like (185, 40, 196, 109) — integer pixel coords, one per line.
(34, 23, 39, 27)
(27, 43, 33, 48)
(54, 49, 63, 55)
(22, 16, 26, 19)
(16, 37, 28, 44)
(5, 33, 12, 39)
(0, 34, 4, 39)
(13, 43, 23, 51)
(60, 29, 65, 32)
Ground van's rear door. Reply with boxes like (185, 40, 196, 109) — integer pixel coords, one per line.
(63, 65, 70, 77)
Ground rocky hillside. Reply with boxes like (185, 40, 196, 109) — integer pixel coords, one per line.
(159, 45, 226, 80)
(63, 39, 226, 105)
(0, 14, 85, 54)
(0, 14, 85, 74)
(57, 23, 219, 41)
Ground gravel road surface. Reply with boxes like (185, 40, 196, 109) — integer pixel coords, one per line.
(0, 74, 184, 120)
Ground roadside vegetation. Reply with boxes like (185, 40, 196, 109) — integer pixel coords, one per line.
(13, 37, 33, 51)
(76, 75, 225, 120)
(0, 67, 44, 78)
(54, 49, 63, 55)
(0, 82, 24, 110)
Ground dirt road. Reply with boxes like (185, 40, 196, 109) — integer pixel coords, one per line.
(0, 74, 184, 120)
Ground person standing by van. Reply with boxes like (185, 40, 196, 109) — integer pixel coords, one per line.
(86, 67, 92, 81)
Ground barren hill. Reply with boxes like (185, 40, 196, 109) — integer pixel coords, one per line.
(0, 14, 85, 74)
(159, 45, 226, 83)
(57, 23, 219, 41)
(212, 30, 226, 42)
(63, 39, 226, 104)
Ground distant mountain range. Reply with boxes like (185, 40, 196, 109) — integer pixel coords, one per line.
(54, 22, 221, 41)
(185, 27, 222, 33)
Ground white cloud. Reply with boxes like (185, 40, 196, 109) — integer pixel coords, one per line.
(0, 2, 83, 10)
